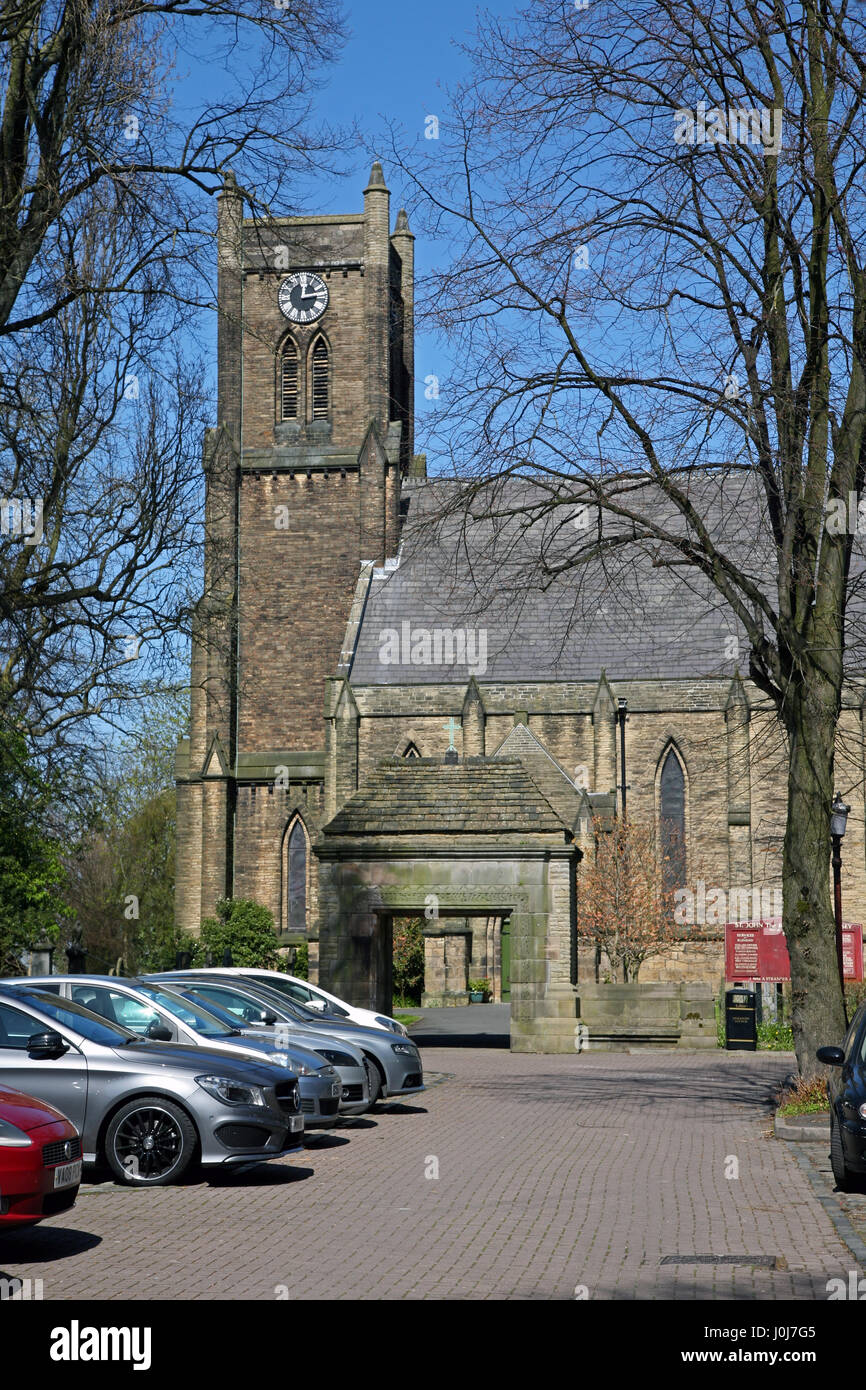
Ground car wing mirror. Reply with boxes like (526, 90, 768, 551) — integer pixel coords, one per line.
(27, 1030, 69, 1060)
(146, 1021, 173, 1042)
(261, 1011, 278, 1026)
(816, 1045, 845, 1066)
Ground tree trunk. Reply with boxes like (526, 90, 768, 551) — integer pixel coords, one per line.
(782, 674, 848, 1076)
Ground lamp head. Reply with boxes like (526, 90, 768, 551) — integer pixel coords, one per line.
(831, 791, 850, 839)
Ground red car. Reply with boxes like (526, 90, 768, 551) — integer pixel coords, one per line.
(0, 1085, 81, 1229)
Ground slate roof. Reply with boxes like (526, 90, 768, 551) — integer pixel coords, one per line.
(348, 474, 866, 684)
(320, 757, 569, 836)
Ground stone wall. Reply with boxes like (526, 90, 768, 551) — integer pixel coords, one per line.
(574, 982, 718, 1051)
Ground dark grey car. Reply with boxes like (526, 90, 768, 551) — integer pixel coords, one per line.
(0, 986, 303, 1185)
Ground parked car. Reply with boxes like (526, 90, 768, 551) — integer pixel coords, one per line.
(817, 1001, 866, 1190)
(0, 1085, 81, 1230)
(0, 985, 303, 1186)
(166, 988, 373, 1117)
(188, 967, 409, 1036)
(11, 976, 345, 1131)
(160, 981, 383, 1113)
(149, 972, 424, 1104)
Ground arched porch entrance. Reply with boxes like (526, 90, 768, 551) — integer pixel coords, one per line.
(313, 755, 580, 1052)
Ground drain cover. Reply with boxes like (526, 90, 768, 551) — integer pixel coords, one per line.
(660, 1255, 780, 1268)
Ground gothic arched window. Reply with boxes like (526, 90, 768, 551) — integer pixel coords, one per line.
(659, 747, 686, 891)
(402, 741, 421, 759)
(311, 337, 329, 419)
(287, 820, 307, 933)
(281, 339, 298, 420)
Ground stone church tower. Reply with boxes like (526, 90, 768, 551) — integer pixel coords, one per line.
(175, 164, 415, 944)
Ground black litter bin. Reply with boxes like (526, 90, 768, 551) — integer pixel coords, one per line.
(725, 985, 757, 1051)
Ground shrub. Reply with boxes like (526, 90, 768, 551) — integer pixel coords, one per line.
(293, 940, 309, 981)
(777, 1076, 830, 1116)
(393, 918, 425, 1005)
(197, 898, 279, 968)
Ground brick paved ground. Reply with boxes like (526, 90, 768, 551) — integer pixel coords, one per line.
(0, 1049, 860, 1300)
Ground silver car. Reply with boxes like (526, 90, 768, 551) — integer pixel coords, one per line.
(13, 976, 345, 1131)
(0, 985, 304, 1185)
(150, 971, 424, 1103)
(162, 982, 375, 1116)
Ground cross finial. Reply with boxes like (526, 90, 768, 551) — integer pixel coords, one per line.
(443, 717, 460, 751)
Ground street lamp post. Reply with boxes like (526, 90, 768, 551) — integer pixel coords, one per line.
(830, 791, 850, 1008)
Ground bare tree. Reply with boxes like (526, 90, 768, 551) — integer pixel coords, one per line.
(579, 816, 684, 983)
(0, 0, 347, 337)
(392, 0, 866, 1073)
(0, 0, 348, 759)
(0, 183, 208, 759)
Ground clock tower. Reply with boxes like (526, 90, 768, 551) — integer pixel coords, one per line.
(175, 163, 416, 938)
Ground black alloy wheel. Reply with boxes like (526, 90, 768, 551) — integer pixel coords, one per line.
(105, 1097, 198, 1186)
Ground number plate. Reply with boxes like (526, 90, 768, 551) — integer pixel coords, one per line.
(289, 1115, 303, 1133)
(53, 1161, 82, 1189)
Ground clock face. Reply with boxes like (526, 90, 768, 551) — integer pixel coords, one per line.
(278, 271, 329, 324)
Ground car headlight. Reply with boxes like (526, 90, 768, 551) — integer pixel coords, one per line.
(859, 1103, 866, 1120)
(0, 1117, 33, 1147)
(315, 1049, 357, 1067)
(391, 1043, 418, 1056)
(196, 1075, 267, 1107)
(377, 1017, 409, 1037)
(292, 1060, 337, 1077)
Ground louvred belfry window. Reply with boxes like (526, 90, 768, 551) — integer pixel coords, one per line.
(281, 340, 298, 420)
(311, 337, 329, 419)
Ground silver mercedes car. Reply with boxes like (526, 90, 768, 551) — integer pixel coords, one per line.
(12, 976, 345, 1131)
(0, 985, 304, 1185)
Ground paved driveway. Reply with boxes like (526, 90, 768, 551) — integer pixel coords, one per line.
(0, 1049, 859, 1300)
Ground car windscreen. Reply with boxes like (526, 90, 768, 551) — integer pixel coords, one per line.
(10, 989, 138, 1046)
(177, 984, 307, 1028)
(132, 984, 235, 1039)
(175, 992, 243, 1032)
(178, 982, 294, 1025)
(208, 979, 318, 1023)
(246, 974, 313, 1003)
(244, 974, 345, 1015)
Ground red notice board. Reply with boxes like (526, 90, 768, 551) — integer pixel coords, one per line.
(725, 918, 864, 983)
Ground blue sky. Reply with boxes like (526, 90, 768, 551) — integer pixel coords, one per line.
(303, 0, 479, 434)
(176, 0, 482, 451)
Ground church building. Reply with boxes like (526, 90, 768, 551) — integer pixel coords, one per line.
(174, 165, 866, 1051)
